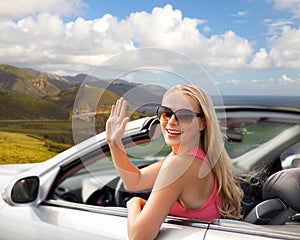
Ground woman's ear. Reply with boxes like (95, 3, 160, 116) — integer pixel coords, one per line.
(199, 117, 206, 131)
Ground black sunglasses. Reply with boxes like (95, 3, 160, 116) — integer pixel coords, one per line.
(156, 106, 204, 125)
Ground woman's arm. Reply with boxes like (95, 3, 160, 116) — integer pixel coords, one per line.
(126, 155, 190, 240)
(126, 180, 181, 240)
(106, 97, 162, 191)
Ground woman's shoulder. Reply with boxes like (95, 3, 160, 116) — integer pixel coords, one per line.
(153, 154, 193, 189)
(162, 154, 192, 170)
(162, 150, 207, 170)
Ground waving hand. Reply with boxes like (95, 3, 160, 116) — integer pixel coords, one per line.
(106, 97, 130, 145)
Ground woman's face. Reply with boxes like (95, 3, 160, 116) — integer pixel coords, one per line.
(160, 90, 206, 153)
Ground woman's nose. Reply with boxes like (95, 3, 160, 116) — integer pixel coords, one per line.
(168, 114, 178, 124)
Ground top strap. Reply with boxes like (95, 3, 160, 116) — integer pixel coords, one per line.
(187, 148, 211, 167)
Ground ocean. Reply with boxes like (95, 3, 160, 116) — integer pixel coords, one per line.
(220, 95, 300, 109)
(138, 95, 300, 114)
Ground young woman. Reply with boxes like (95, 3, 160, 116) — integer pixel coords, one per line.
(106, 84, 243, 240)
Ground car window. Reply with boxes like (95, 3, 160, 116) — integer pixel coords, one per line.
(54, 130, 168, 206)
(223, 118, 295, 159)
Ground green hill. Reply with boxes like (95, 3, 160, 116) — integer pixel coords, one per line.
(0, 91, 69, 120)
(0, 64, 162, 120)
(0, 64, 71, 97)
(46, 85, 121, 113)
(0, 131, 58, 164)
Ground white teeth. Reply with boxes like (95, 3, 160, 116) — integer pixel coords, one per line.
(167, 129, 182, 135)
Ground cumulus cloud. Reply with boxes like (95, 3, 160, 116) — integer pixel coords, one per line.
(227, 79, 240, 85)
(268, 26, 300, 69)
(250, 48, 271, 69)
(270, 0, 300, 18)
(255, 7, 300, 71)
(0, 0, 86, 19)
(0, 12, 135, 73)
(217, 74, 300, 95)
(0, 4, 254, 74)
(258, 0, 300, 71)
(0, 0, 299, 89)
(204, 31, 253, 69)
(280, 74, 295, 83)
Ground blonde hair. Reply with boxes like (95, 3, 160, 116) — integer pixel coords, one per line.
(167, 84, 244, 220)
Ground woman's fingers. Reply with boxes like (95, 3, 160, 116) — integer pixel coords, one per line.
(109, 104, 115, 118)
(114, 98, 121, 117)
(115, 97, 124, 117)
(120, 98, 127, 118)
(106, 98, 129, 144)
(121, 116, 130, 130)
(127, 197, 147, 209)
(108, 98, 125, 118)
(108, 97, 128, 131)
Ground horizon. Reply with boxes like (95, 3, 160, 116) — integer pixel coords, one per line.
(2, 62, 300, 98)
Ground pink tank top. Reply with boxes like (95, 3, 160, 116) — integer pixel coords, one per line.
(169, 148, 222, 221)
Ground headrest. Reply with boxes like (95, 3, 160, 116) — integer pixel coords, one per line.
(263, 168, 300, 211)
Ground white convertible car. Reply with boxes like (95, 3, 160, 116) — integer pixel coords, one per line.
(0, 106, 300, 240)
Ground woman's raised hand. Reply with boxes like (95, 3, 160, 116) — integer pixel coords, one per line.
(106, 97, 130, 145)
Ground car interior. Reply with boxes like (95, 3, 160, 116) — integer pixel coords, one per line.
(244, 168, 300, 225)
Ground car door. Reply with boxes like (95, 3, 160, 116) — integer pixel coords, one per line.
(35, 202, 209, 239)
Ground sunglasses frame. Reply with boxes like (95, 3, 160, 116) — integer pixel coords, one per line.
(156, 105, 204, 125)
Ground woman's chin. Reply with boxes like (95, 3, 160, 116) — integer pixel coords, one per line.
(165, 138, 180, 147)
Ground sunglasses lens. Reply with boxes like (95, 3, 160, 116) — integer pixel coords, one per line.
(157, 107, 195, 124)
(157, 106, 172, 121)
(176, 109, 194, 124)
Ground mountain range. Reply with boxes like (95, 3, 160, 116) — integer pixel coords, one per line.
(0, 64, 166, 120)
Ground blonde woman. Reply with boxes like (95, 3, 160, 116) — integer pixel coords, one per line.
(106, 84, 243, 240)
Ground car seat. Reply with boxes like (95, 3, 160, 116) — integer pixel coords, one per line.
(244, 168, 300, 225)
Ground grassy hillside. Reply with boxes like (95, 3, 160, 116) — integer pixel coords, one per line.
(0, 91, 69, 120)
(47, 85, 121, 112)
(0, 64, 71, 97)
(0, 131, 60, 164)
(0, 64, 34, 81)
(0, 66, 157, 164)
(0, 120, 74, 144)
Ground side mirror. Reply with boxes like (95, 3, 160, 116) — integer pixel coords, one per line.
(11, 176, 39, 204)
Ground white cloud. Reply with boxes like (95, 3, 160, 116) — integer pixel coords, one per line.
(252, 79, 263, 83)
(0, 0, 86, 19)
(231, 11, 248, 17)
(250, 48, 271, 69)
(227, 79, 240, 85)
(271, 0, 300, 18)
(203, 26, 211, 33)
(280, 74, 295, 83)
(218, 74, 300, 95)
(255, 13, 300, 70)
(0, 0, 296, 89)
(0, 4, 254, 74)
(268, 26, 300, 69)
(264, 18, 294, 39)
(122, 4, 206, 50)
(204, 31, 253, 70)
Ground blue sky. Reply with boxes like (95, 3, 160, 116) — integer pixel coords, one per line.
(0, 0, 300, 95)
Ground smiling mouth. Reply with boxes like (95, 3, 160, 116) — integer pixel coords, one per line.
(166, 129, 183, 136)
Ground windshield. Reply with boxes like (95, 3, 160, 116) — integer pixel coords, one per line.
(224, 119, 294, 159)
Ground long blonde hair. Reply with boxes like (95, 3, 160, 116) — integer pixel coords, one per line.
(167, 84, 244, 220)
